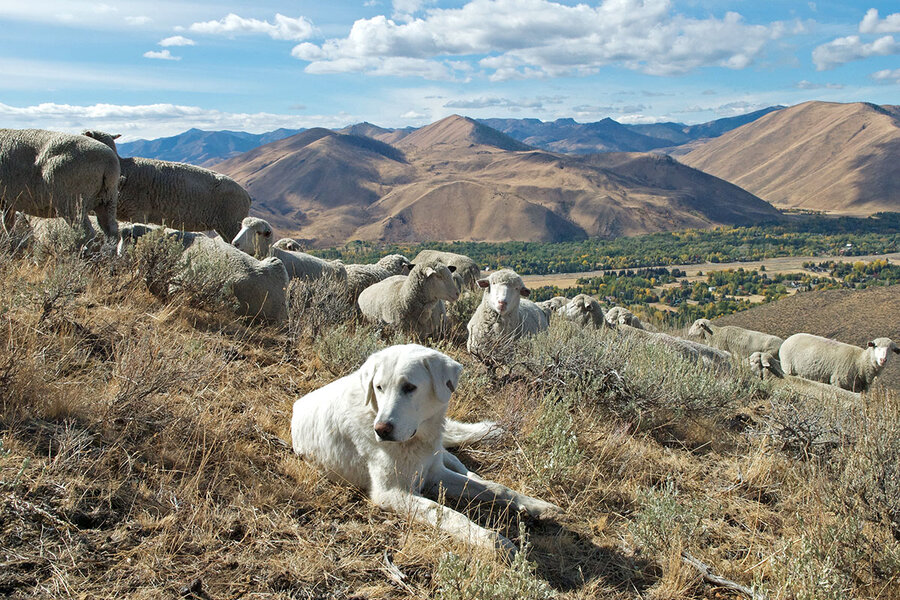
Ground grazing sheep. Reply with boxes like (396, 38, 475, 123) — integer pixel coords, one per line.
(82, 130, 250, 240)
(24, 215, 104, 254)
(778, 333, 898, 392)
(466, 269, 549, 355)
(536, 296, 569, 314)
(747, 351, 861, 402)
(357, 262, 460, 337)
(231, 216, 347, 283)
(123, 223, 289, 323)
(620, 324, 732, 370)
(345, 254, 413, 302)
(0, 128, 119, 238)
(688, 318, 783, 359)
(411, 249, 480, 291)
(558, 294, 609, 329)
(605, 306, 646, 329)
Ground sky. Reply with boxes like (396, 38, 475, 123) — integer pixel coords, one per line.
(0, 0, 898, 141)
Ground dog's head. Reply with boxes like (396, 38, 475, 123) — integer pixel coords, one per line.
(357, 344, 463, 443)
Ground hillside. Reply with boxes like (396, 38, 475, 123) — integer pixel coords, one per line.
(117, 127, 304, 167)
(214, 115, 780, 247)
(715, 284, 900, 390)
(680, 101, 900, 214)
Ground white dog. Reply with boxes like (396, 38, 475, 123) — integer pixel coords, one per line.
(291, 344, 560, 556)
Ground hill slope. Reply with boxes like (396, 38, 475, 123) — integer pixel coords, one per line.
(680, 101, 900, 214)
(214, 117, 780, 247)
(714, 284, 900, 390)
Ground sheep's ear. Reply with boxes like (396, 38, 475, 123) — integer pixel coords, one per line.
(424, 267, 437, 277)
(520, 286, 531, 297)
(112, 134, 121, 139)
(358, 357, 378, 409)
(868, 341, 876, 348)
(477, 279, 489, 288)
(82, 130, 94, 138)
(893, 347, 900, 354)
(447, 265, 457, 273)
(701, 322, 713, 334)
(761, 356, 771, 368)
(424, 351, 462, 403)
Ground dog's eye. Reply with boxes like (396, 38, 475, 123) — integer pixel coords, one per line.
(401, 383, 417, 394)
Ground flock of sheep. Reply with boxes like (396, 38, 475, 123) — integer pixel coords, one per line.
(2, 127, 897, 401)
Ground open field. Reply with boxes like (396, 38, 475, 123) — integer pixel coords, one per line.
(522, 251, 900, 289)
(3, 231, 900, 599)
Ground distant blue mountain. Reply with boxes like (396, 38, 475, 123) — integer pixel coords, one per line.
(116, 127, 305, 166)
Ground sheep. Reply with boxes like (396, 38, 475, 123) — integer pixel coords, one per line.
(357, 262, 460, 337)
(81, 130, 250, 240)
(345, 254, 413, 302)
(411, 249, 480, 291)
(688, 318, 783, 359)
(747, 351, 861, 402)
(619, 324, 732, 370)
(122, 223, 289, 323)
(536, 296, 569, 314)
(466, 269, 549, 355)
(1, 128, 119, 239)
(231, 216, 347, 283)
(558, 294, 609, 329)
(24, 215, 104, 255)
(778, 333, 898, 392)
(605, 306, 646, 329)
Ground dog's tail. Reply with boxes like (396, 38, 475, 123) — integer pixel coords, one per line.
(443, 419, 503, 448)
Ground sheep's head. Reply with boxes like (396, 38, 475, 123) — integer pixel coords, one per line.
(560, 294, 606, 328)
(377, 254, 413, 276)
(748, 351, 783, 380)
(417, 263, 459, 303)
(477, 269, 527, 317)
(231, 217, 273, 259)
(82, 130, 121, 154)
(688, 318, 713, 338)
(867, 338, 899, 368)
(273, 238, 303, 252)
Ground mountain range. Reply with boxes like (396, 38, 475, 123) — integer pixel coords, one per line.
(214, 115, 780, 247)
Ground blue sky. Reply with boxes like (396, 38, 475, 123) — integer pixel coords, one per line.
(0, 0, 897, 140)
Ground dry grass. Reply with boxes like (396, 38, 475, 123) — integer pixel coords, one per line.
(2, 236, 900, 599)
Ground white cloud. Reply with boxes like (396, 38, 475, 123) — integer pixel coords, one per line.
(443, 95, 563, 109)
(0, 102, 353, 141)
(143, 49, 180, 61)
(291, 0, 787, 79)
(393, 0, 434, 22)
(125, 15, 151, 26)
(188, 13, 315, 41)
(859, 8, 900, 34)
(872, 68, 900, 83)
(794, 80, 844, 89)
(159, 35, 195, 47)
(400, 110, 428, 119)
(812, 35, 900, 70)
(571, 104, 649, 116)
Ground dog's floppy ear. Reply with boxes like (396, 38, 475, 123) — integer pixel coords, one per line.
(358, 354, 379, 409)
(424, 351, 463, 403)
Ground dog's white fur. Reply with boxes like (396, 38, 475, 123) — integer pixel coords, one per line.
(291, 344, 559, 557)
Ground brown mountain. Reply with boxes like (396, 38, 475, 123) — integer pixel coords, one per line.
(215, 115, 780, 247)
(714, 284, 900, 391)
(680, 101, 900, 215)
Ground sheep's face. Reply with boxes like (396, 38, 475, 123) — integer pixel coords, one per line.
(359, 345, 462, 443)
(868, 338, 898, 367)
(688, 319, 713, 338)
(423, 264, 460, 303)
(478, 273, 527, 316)
(231, 218, 272, 259)
(748, 351, 781, 379)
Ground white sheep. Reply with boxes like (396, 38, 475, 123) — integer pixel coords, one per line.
(466, 269, 549, 355)
(778, 333, 898, 392)
(345, 254, 413, 301)
(619, 324, 732, 370)
(357, 262, 460, 337)
(558, 294, 609, 329)
(1, 128, 119, 239)
(124, 223, 289, 323)
(82, 130, 250, 240)
(231, 216, 347, 283)
(605, 306, 646, 329)
(688, 318, 783, 359)
(747, 351, 861, 402)
(411, 249, 481, 291)
(536, 296, 569, 314)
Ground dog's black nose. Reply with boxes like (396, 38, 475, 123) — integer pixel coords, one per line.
(374, 421, 394, 440)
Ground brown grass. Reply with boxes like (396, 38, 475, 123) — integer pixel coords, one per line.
(2, 236, 900, 599)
